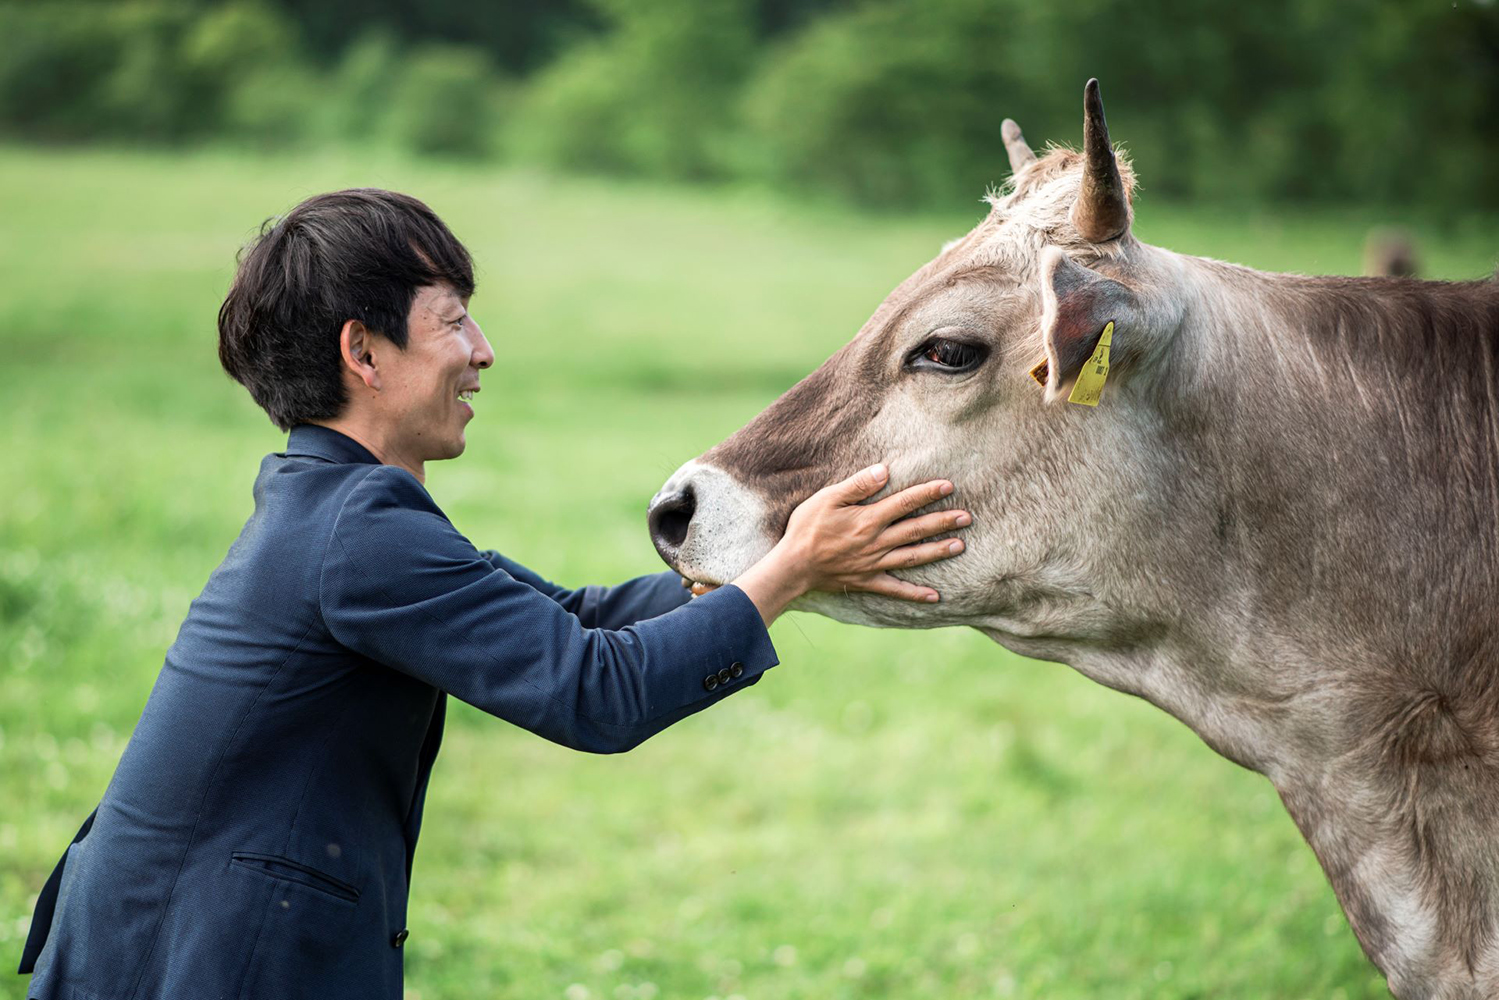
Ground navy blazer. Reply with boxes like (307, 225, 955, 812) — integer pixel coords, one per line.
(20, 424, 778, 1000)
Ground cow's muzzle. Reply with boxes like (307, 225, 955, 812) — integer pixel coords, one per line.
(647, 460, 774, 585)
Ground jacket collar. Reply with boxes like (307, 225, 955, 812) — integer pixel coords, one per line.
(283, 424, 382, 466)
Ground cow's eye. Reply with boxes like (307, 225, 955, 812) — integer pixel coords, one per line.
(909, 337, 988, 373)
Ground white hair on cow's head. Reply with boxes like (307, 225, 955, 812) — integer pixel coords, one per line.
(975, 146, 1139, 273)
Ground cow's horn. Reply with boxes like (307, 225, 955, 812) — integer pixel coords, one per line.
(1070, 79, 1130, 243)
(1001, 118, 1036, 174)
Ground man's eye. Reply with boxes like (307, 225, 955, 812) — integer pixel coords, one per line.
(910, 337, 988, 372)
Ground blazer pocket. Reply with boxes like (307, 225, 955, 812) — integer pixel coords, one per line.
(230, 851, 361, 904)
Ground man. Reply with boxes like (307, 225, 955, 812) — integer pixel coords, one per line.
(18, 189, 971, 999)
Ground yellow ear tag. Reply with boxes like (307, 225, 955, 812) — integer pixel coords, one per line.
(1066, 321, 1114, 407)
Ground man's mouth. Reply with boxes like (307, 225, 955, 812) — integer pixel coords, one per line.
(457, 388, 477, 402)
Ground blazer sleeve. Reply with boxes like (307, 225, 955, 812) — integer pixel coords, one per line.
(319, 466, 777, 753)
(476, 550, 692, 629)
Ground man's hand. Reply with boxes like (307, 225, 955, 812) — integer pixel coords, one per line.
(731, 463, 970, 625)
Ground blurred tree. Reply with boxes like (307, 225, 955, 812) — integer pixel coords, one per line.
(0, 0, 1494, 210)
(507, 0, 755, 180)
(266, 0, 843, 75)
(386, 43, 504, 157)
(0, 4, 178, 140)
(753, 0, 852, 37)
(739, 0, 1499, 210)
(326, 28, 401, 145)
(94, 5, 197, 140)
(269, 0, 596, 75)
(0, 1, 309, 143)
(181, 1, 309, 141)
(741, 0, 1035, 206)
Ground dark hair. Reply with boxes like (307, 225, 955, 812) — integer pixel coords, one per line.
(217, 188, 476, 431)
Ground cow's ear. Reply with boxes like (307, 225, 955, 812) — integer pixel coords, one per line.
(1034, 246, 1138, 404)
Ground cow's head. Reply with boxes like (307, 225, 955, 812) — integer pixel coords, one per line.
(649, 81, 1194, 643)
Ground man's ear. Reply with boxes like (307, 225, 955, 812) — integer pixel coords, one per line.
(1035, 246, 1138, 403)
(340, 320, 381, 392)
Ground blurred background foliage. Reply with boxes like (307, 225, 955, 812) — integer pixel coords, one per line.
(3, 4, 1498, 997)
(1, 0, 1495, 210)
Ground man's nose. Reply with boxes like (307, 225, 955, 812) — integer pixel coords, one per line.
(471, 323, 495, 369)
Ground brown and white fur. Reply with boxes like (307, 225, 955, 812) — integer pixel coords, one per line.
(647, 81, 1499, 999)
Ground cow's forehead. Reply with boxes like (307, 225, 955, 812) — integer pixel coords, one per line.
(851, 215, 1038, 341)
(852, 147, 1136, 344)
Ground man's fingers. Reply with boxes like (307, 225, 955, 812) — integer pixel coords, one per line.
(878, 509, 971, 548)
(827, 463, 890, 503)
(870, 478, 955, 522)
(856, 573, 941, 603)
(877, 537, 965, 571)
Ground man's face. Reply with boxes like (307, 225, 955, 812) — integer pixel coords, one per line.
(377, 283, 493, 463)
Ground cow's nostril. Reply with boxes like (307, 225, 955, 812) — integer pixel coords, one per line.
(649, 485, 696, 553)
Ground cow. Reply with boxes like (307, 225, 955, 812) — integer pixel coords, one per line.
(647, 80, 1499, 1000)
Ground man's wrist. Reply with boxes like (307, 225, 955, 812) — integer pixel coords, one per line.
(732, 544, 809, 626)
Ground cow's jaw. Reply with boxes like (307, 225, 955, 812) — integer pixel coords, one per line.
(651, 450, 1026, 630)
(649, 457, 976, 626)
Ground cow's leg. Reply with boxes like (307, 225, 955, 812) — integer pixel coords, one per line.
(1277, 746, 1499, 1000)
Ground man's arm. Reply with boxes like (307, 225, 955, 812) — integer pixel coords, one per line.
(476, 550, 690, 629)
(321, 466, 775, 754)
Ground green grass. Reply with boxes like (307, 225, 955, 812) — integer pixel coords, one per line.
(2, 144, 1494, 1000)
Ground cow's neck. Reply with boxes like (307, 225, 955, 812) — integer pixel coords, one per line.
(1009, 251, 1499, 995)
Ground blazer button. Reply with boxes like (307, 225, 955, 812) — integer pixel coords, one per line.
(717, 667, 732, 685)
(392, 928, 410, 948)
(730, 662, 744, 678)
(703, 674, 719, 692)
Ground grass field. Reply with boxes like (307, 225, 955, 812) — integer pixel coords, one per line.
(2, 143, 1496, 1000)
